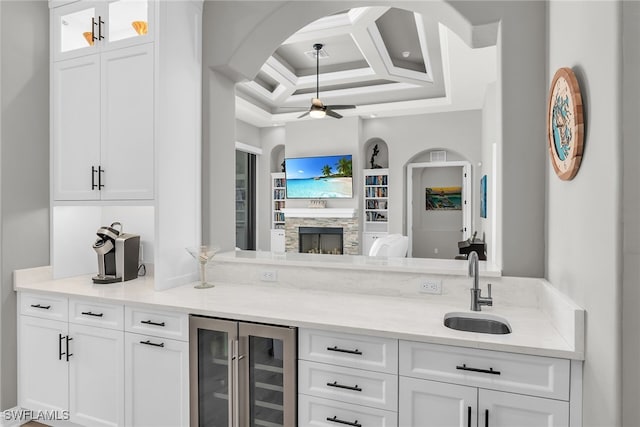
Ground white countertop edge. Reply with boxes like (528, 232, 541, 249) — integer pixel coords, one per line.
(216, 250, 503, 277)
(13, 270, 583, 361)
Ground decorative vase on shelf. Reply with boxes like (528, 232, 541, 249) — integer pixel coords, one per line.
(186, 245, 219, 289)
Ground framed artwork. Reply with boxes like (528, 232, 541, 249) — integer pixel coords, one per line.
(426, 187, 462, 211)
(480, 175, 487, 218)
(547, 67, 584, 180)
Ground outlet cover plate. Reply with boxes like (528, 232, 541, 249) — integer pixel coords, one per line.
(419, 279, 442, 294)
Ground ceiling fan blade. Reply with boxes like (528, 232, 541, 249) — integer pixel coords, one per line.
(325, 105, 356, 110)
(325, 109, 343, 119)
(297, 111, 310, 118)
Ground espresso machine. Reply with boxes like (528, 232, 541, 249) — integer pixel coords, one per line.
(92, 222, 140, 284)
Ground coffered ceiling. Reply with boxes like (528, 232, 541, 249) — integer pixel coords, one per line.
(235, 7, 497, 127)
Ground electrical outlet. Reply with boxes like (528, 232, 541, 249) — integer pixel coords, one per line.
(419, 279, 442, 294)
(260, 270, 277, 282)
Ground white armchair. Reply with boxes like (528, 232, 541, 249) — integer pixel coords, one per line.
(368, 234, 409, 257)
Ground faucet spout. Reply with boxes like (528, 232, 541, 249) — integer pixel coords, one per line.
(468, 251, 492, 311)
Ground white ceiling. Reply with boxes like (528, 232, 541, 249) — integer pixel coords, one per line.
(235, 6, 497, 127)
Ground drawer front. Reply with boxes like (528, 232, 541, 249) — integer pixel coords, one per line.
(399, 341, 570, 400)
(19, 292, 68, 321)
(125, 306, 188, 341)
(299, 328, 398, 374)
(69, 298, 124, 330)
(299, 360, 398, 411)
(299, 394, 398, 427)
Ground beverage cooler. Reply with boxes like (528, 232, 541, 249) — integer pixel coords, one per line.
(189, 315, 297, 426)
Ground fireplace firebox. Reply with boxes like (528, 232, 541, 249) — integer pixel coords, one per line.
(298, 227, 343, 255)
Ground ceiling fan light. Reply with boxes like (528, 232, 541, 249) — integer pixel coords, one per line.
(309, 109, 326, 119)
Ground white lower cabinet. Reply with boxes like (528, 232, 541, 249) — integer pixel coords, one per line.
(18, 292, 190, 427)
(68, 323, 125, 427)
(124, 332, 189, 427)
(398, 340, 572, 427)
(18, 315, 69, 415)
(399, 377, 569, 427)
(298, 328, 399, 427)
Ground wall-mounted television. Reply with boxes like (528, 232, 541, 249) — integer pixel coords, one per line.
(285, 154, 353, 199)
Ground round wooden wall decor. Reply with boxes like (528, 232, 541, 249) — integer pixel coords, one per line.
(547, 67, 584, 180)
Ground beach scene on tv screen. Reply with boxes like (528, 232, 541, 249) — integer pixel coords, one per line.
(285, 155, 353, 198)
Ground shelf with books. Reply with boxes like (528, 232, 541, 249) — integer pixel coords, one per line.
(271, 172, 286, 231)
(363, 168, 389, 243)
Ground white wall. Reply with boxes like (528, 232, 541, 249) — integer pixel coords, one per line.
(361, 111, 481, 238)
(0, 0, 50, 408)
(546, 1, 622, 425)
(284, 117, 360, 210)
(622, 1, 640, 425)
(480, 82, 497, 265)
(236, 119, 261, 148)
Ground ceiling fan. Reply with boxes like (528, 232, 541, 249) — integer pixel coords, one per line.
(297, 43, 356, 119)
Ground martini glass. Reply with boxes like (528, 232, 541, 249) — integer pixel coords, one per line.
(186, 245, 220, 289)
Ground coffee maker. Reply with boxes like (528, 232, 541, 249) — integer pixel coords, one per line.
(92, 222, 140, 284)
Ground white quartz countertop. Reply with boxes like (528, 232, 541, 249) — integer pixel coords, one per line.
(14, 268, 584, 360)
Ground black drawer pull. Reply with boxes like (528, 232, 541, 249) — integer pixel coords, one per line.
(30, 304, 51, 310)
(326, 381, 362, 392)
(326, 416, 361, 427)
(468, 406, 472, 427)
(81, 311, 104, 317)
(141, 320, 165, 327)
(59, 334, 65, 360)
(140, 340, 165, 348)
(326, 345, 362, 355)
(485, 409, 489, 427)
(456, 364, 501, 375)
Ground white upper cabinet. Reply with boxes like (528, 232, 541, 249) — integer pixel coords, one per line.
(53, 0, 154, 61)
(52, 43, 154, 201)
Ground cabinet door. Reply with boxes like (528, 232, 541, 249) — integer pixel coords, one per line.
(362, 232, 387, 256)
(399, 376, 477, 427)
(100, 43, 154, 200)
(18, 316, 69, 414)
(68, 323, 124, 427)
(479, 389, 569, 427)
(270, 229, 285, 253)
(52, 55, 101, 201)
(53, 1, 102, 61)
(103, 0, 155, 51)
(239, 323, 297, 427)
(125, 333, 189, 427)
(189, 317, 238, 427)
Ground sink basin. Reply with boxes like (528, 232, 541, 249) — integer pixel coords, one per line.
(443, 312, 512, 334)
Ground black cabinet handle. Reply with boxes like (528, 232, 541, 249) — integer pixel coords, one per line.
(485, 409, 489, 427)
(30, 304, 51, 310)
(81, 311, 104, 317)
(468, 406, 472, 427)
(91, 17, 97, 42)
(326, 381, 362, 392)
(456, 364, 501, 375)
(326, 345, 362, 355)
(98, 16, 105, 40)
(59, 333, 64, 360)
(65, 336, 73, 361)
(140, 340, 165, 348)
(326, 416, 361, 427)
(91, 166, 98, 190)
(98, 166, 104, 190)
(141, 320, 165, 327)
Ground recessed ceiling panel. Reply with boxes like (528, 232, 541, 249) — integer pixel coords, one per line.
(376, 8, 426, 73)
(254, 71, 279, 93)
(275, 34, 367, 76)
(292, 79, 395, 96)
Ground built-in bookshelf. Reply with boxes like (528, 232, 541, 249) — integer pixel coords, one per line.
(271, 172, 286, 229)
(363, 168, 389, 255)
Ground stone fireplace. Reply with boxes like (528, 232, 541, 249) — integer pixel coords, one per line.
(298, 226, 344, 254)
(281, 208, 359, 255)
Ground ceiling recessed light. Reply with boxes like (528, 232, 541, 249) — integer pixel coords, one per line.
(369, 114, 377, 118)
(402, 51, 411, 58)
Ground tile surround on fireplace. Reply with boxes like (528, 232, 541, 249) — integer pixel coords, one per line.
(285, 216, 359, 255)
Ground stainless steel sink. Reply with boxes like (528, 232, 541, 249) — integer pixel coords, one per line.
(443, 312, 512, 334)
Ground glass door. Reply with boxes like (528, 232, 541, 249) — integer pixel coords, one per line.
(238, 323, 297, 427)
(235, 151, 257, 250)
(54, 2, 101, 61)
(105, 0, 154, 49)
(190, 316, 238, 427)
